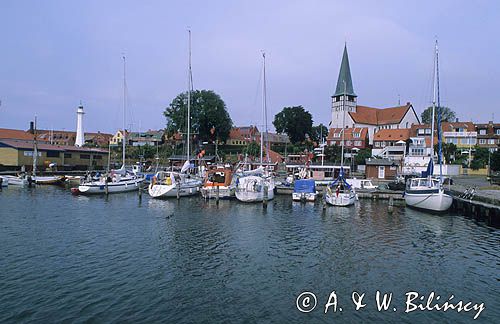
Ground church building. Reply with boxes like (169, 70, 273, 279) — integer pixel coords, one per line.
(330, 45, 420, 145)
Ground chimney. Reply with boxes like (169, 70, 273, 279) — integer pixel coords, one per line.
(29, 121, 34, 134)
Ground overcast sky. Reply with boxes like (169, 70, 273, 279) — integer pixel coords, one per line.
(0, 0, 498, 133)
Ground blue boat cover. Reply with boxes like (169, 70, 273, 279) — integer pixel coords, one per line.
(294, 179, 316, 193)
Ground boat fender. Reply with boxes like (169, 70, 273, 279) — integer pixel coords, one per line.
(152, 176, 157, 185)
(165, 177, 172, 185)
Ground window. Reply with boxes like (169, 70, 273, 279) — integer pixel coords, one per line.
(64, 153, 72, 158)
(23, 151, 41, 157)
(353, 132, 360, 138)
(496, 129, 500, 135)
(346, 141, 352, 146)
(80, 154, 90, 159)
(425, 129, 432, 134)
(479, 129, 486, 135)
(488, 139, 495, 145)
(94, 155, 103, 160)
(375, 142, 380, 147)
(354, 141, 362, 146)
(479, 139, 486, 144)
(46, 151, 59, 158)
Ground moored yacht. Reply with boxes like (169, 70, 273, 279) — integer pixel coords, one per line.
(201, 166, 235, 199)
(148, 170, 201, 198)
(404, 40, 452, 213)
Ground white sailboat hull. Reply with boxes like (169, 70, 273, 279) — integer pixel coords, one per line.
(292, 192, 317, 202)
(148, 182, 200, 198)
(78, 178, 144, 194)
(34, 176, 65, 185)
(201, 186, 235, 199)
(325, 191, 356, 206)
(2, 176, 29, 186)
(235, 188, 274, 202)
(404, 189, 453, 212)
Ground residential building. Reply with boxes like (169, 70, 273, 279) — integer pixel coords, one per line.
(330, 44, 420, 144)
(372, 129, 410, 159)
(326, 127, 369, 149)
(110, 130, 129, 146)
(84, 132, 113, 147)
(441, 121, 476, 154)
(128, 130, 164, 147)
(227, 126, 259, 146)
(475, 121, 500, 152)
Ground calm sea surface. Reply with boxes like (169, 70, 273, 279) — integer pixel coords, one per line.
(0, 186, 498, 323)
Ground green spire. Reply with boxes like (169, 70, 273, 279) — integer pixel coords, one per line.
(334, 44, 356, 97)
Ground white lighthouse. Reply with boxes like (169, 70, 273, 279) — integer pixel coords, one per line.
(75, 103, 85, 147)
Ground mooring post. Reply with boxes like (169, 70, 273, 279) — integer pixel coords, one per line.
(105, 175, 109, 196)
(176, 182, 180, 200)
(138, 180, 142, 201)
(216, 185, 220, 205)
(263, 184, 268, 209)
(388, 196, 394, 214)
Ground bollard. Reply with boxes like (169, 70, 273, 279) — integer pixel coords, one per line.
(263, 184, 268, 209)
(138, 180, 142, 201)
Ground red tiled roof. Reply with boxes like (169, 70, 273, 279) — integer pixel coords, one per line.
(349, 103, 412, 125)
(266, 149, 283, 163)
(327, 127, 368, 141)
(0, 128, 36, 141)
(373, 129, 410, 142)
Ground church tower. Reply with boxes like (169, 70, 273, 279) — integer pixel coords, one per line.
(331, 44, 357, 129)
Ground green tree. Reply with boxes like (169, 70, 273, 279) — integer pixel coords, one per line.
(164, 90, 233, 143)
(421, 106, 456, 124)
(490, 150, 500, 171)
(324, 145, 342, 163)
(472, 146, 489, 169)
(273, 106, 313, 144)
(434, 142, 457, 163)
(354, 148, 372, 165)
(244, 141, 261, 158)
(309, 124, 328, 144)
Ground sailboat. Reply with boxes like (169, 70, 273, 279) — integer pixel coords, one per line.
(148, 29, 202, 199)
(235, 52, 275, 203)
(405, 40, 452, 212)
(325, 81, 356, 207)
(74, 56, 144, 195)
(29, 116, 65, 185)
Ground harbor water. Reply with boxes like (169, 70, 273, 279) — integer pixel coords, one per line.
(0, 186, 498, 323)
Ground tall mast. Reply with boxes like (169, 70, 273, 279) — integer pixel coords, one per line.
(430, 42, 437, 168)
(33, 116, 37, 176)
(435, 40, 444, 184)
(187, 29, 192, 164)
(340, 81, 346, 168)
(122, 55, 127, 169)
(260, 52, 266, 165)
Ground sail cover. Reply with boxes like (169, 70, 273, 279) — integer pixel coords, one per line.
(421, 158, 434, 177)
(327, 167, 352, 190)
(181, 160, 194, 173)
(294, 179, 316, 193)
